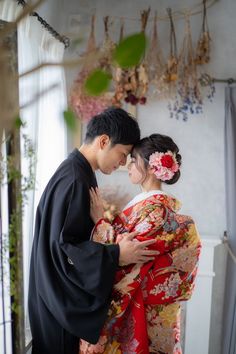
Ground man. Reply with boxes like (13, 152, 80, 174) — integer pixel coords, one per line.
(29, 107, 157, 354)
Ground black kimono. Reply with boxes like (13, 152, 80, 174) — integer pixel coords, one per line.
(28, 149, 120, 354)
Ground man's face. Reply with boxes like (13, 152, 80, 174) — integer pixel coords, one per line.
(97, 137, 133, 174)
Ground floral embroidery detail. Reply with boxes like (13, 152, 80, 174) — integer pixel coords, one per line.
(172, 244, 200, 273)
(150, 273, 182, 299)
(135, 220, 152, 233)
(83, 193, 201, 354)
(116, 311, 139, 353)
(93, 220, 115, 243)
(114, 264, 141, 295)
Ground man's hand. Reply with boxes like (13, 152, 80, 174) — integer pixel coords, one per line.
(118, 231, 158, 266)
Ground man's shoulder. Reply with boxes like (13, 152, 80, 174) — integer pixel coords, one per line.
(50, 155, 86, 186)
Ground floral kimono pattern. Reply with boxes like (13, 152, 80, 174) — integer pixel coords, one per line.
(80, 193, 201, 354)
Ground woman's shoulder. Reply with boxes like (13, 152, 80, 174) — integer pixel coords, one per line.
(142, 193, 182, 213)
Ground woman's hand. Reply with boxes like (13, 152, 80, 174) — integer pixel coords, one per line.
(89, 187, 104, 223)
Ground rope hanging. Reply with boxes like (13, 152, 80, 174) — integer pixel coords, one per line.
(16, 0, 70, 48)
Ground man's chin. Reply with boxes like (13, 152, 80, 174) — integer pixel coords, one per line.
(101, 169, 113, 175)
(101, 166, 118, 174)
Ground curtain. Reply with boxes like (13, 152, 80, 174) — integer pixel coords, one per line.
(0, 0, 68, 350)
(19, 23, 67, 331)
(222, 86, 236, 354)
(0, 133, 12, 354)
(19, 14, 67, 348)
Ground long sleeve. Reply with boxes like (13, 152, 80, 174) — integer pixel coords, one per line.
(29, 157, 120, 345)
(78, 194, 201, 354)
(91, 200, 201, 306)
(59, 179, 119, 298)
(92, 202, 185, 255)
(145, 219, 202, 304)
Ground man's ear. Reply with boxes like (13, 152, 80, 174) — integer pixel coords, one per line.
(99, 134, 110, 149)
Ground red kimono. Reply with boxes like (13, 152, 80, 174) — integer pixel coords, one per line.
(80, 191, 201, 354)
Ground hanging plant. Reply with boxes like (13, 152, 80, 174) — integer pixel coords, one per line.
(111, 20, 128, 107)
(146, 11, 169, 100)
(69, 15, 112, 122)
(98, 16, 116, 72)
(112, 9, 150, 106)
(198, 73, 216, 102)
(168, 14, 203, 120)
(163, 8, 178, 88)
(195, 0, 211, 65)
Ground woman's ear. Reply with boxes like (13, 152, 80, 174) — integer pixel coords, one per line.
(148, 165, 156, 176)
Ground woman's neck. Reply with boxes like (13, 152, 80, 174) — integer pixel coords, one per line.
(141, 178, 162, 192)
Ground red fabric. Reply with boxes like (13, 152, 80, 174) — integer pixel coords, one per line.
(80, 194, 201, 353)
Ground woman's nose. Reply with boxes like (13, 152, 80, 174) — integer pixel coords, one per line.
(120, 156, 127, 166)
(127, 161, 132, 170)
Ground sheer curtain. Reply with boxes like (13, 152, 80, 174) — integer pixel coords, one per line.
(0, 0, 67, 350)
(20, 25, 67, 346)
(0, 133, 12, 354)
(222, 86, 236, 354)
(0, 4, 23, 353)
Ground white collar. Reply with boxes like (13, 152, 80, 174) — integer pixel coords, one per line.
(123, 190, 169, 210)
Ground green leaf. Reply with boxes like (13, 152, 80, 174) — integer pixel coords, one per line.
(84, 69, 111, 96)
(113, 32, 147, 68)
(63, 110, 77, 132)
(14, 116, 25, 129)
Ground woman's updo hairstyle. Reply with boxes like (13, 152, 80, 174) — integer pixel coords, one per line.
(132, 134, 182, 185)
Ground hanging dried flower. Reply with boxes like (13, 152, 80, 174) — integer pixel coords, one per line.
(98, 16, 116, 72)
(70, 70, 112, 122)
(198, 73, 216, 102)
(168, 10, 215, 121)
(146, 12, 168, 100)
(112, 20, 127, 107)
(163, 8, 178, 86)
(69, 15, 112, 122)
(112, 9, 150, 106)
(168, 15, 203, 120)
(195, 0, 211, 65)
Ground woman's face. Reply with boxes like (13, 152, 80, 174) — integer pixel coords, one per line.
(128, 154, 146, 184)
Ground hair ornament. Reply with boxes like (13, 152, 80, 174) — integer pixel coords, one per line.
(149, 150, 179, 181)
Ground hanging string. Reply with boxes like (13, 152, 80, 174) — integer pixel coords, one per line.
(167, 8, 177, 58)
(102, 0, 216, 23)
(119, 18, 124, 43)
(202, 0, 208, 32)
(16, 0, 70, 48)
(140, 8, 151, 32)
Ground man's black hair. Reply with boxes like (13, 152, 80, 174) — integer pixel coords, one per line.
(84, 107, 140, 146)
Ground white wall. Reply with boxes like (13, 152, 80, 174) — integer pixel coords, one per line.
(44, 0, 236, 352)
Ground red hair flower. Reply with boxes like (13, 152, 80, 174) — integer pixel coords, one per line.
(149, 151, 179, 181)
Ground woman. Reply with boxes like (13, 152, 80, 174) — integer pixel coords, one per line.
(80, 134, 201, 354)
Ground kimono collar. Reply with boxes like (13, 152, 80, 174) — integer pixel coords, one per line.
(123, 190, 181, 212)
(70, 148, 95, 175)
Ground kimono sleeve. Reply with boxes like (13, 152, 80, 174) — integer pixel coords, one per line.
(58, 179, 120, 298)
(145, 218, 202, 304)
(92, 218, 118, 244)
(91, 202, 180, 257)
(31, 171, 120, 343)
(130, 202, 176, 255)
